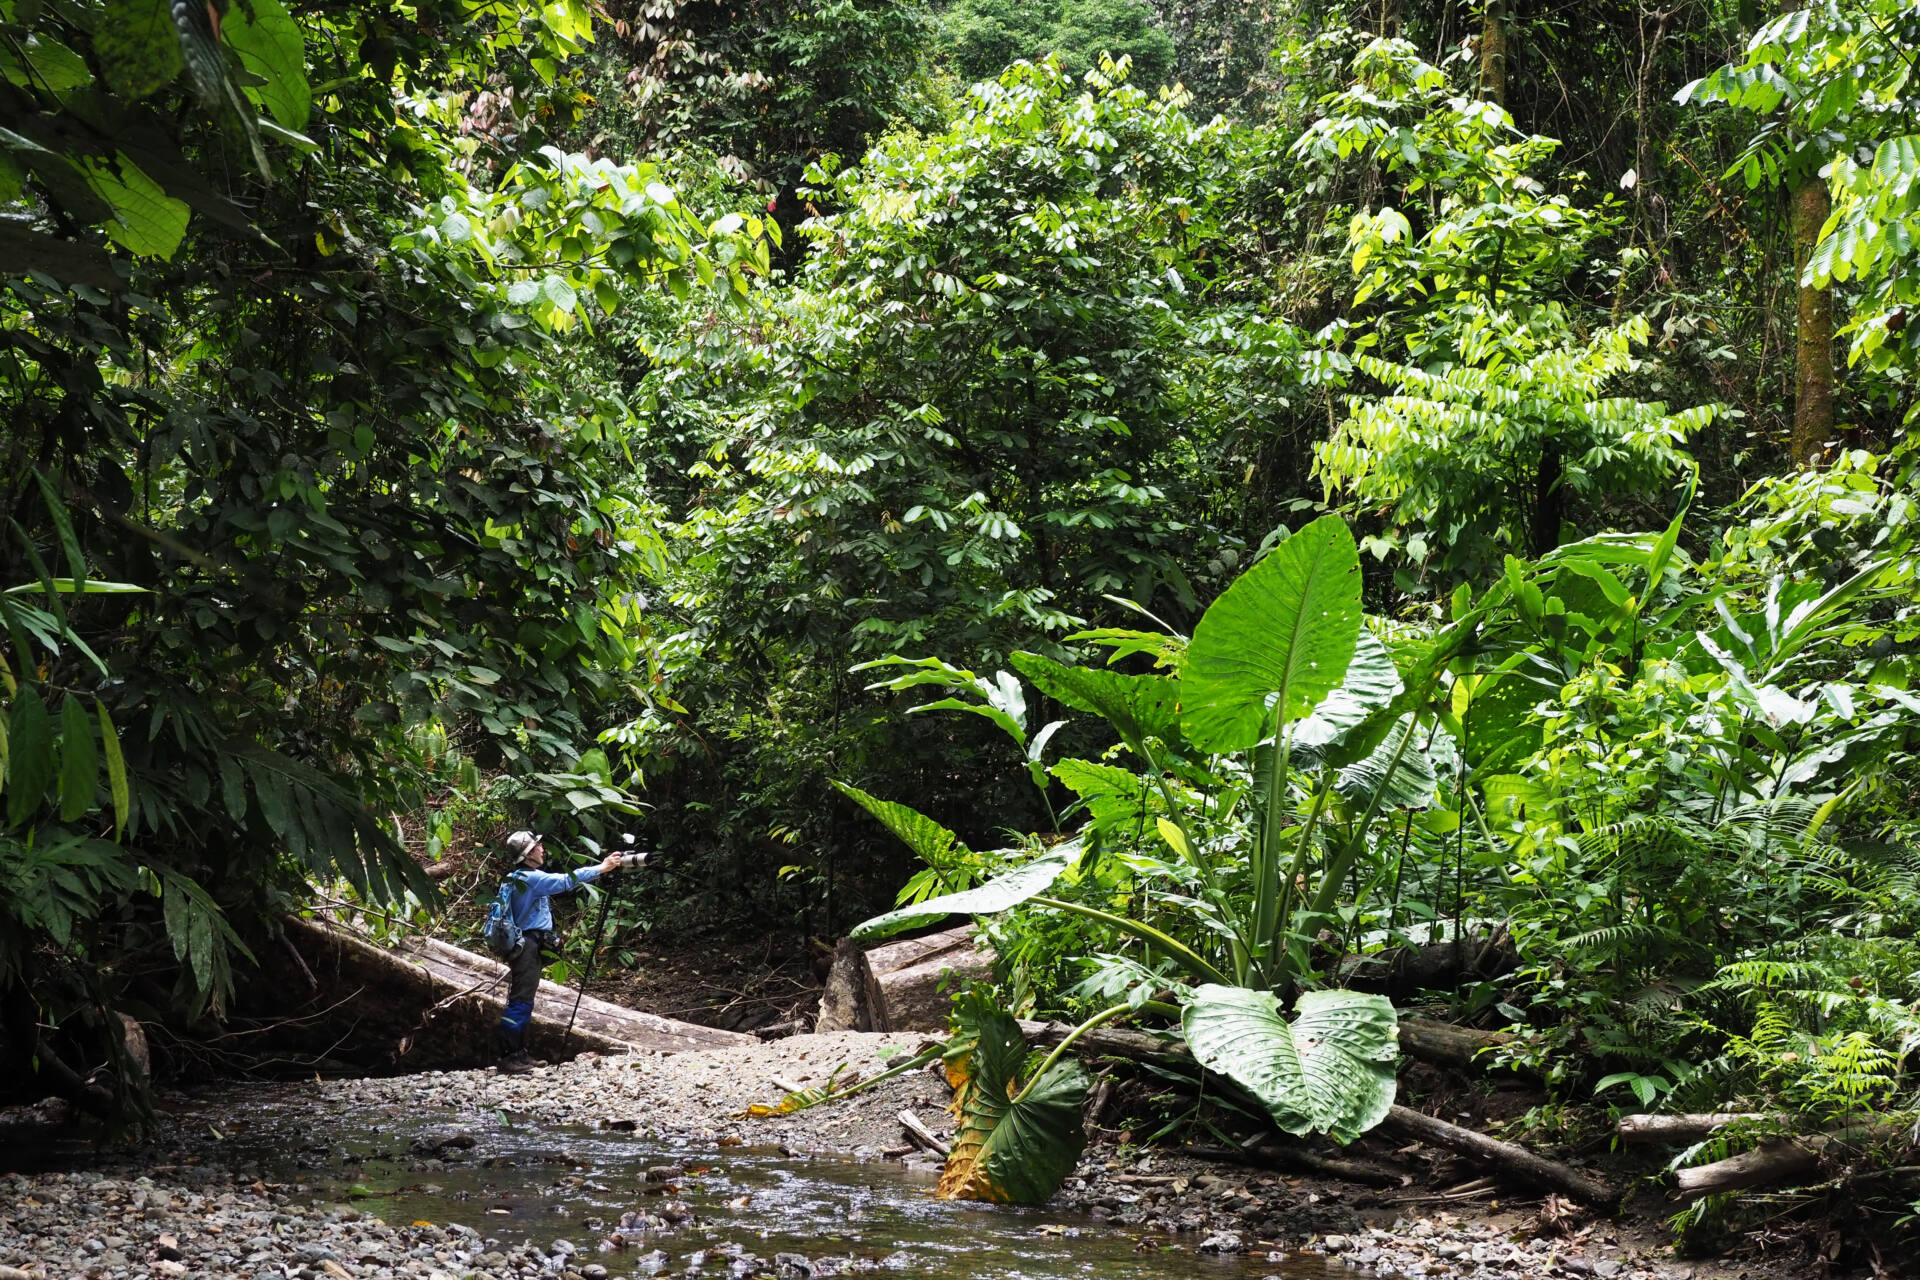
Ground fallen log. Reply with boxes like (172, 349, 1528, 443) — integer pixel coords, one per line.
(1670, 1121, 1907, 1200)
(865, 926, 994, 1031)
(1016, 1018, 1184, 1060)
(1397, 1019, 1518, 1070)
(1616, 1113, 1787, 1144)
(1338, 931, 1517, 999)
(1380, 1105, 1618, 1208)
(1673, 1138, 1823, 1199)
(247, 916, 752, 1071)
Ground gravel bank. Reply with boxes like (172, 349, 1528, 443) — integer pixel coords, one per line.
(0, 1034, 1794, 1280)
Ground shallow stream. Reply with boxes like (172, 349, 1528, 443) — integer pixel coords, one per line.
(4, 1083, 1392, 1280)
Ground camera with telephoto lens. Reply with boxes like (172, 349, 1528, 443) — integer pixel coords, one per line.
(615, 834, 648, 867)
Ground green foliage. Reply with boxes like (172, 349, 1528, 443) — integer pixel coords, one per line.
(941, 0, 1175, 88)
(594, 0, 931, 200)
(0, 0, 776, 1113)
(850, 515, 1435, 1143)
(1297, 38, 1712, 581)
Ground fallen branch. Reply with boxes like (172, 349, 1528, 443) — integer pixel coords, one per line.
(1671, 1121, 1909, 1200)
(1673, 1139, 1823, 1199)
(899, 1110, 950, 1157)
(1381, 1105, 1617, 1208)
(1181, 1142, 1407, 1188)
(1616, 1113, 1788, 1144)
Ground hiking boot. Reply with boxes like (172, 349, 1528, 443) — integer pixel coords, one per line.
(497, 1052, 536, 1075)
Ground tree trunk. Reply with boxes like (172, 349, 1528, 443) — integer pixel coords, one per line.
(1479, 0, 1509, 106)
(1791, 176, 1835, 466)
(814, 937, 890, 1033)
(1529, 444, 1563, 556)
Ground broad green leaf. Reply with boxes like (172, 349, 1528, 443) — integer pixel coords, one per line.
(1182, 516, 1363, 752)
(1451, 673, 1539, 772)
(937, 1006, 1088, 1203)
(1009, 652, 1178, 746)
(1295, 630, 1402, 758)
(851, 840, 1080, 941)
(1335, 715, 1449, 811)
(1050, 758, 1157, 834)
(96, 0, 184, 99)
(225, 0, 311, 128)
(97, 699, 129, 838)
(1181, 984, 1399, 1144)
(834, 780, 966, 866)
(0, 34, 93, 96)
(84, 153, 190, 258)
(58, 695, 96, 822)
(6, 688, 55, 827)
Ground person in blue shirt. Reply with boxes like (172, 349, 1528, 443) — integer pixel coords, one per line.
(494, 830, 631, 1073)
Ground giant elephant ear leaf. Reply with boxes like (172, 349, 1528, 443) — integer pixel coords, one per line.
(938, 1006, 1089, 1203)
(1182, 516, 1363, 752)
(1181, 984, 1398, 1144)
(850, 839, 1081, 941)
(1295, 630, 1402, 764)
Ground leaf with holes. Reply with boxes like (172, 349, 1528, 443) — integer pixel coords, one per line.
(1182, 516, 1363, 752)
(1182, 985, 1399, 1144)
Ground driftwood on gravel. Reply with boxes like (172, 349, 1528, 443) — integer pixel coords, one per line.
(1380, 1105, 1618, 1207)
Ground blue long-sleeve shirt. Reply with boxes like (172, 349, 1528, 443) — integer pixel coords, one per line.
(505, 865, 604, 933)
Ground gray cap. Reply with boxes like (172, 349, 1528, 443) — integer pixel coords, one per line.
(506, 830, 542, 860)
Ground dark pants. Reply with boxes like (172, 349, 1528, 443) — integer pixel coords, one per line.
(497, 929, 555, 1058)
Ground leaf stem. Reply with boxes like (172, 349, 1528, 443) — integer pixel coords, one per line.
(1014, 1003, 1132, 1105)
(1029, 895, 1232, 985)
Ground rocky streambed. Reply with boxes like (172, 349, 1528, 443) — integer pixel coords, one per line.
(0, 1033, 1767, 1280)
